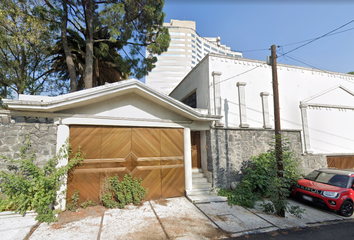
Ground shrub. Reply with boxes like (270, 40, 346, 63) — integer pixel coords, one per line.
(101, 174, 148, 209)
(0, 137, 85, 223)
(218, 137, 304, 217)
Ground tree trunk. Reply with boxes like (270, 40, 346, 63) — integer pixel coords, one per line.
(62, 0, 77, 92)
(83, 0, 93, 89)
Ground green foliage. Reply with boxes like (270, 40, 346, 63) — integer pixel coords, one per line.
(66, 190, 80, 212)
(0, 0, 56, 97)
(101, 174, 148, 209)
(0, 136, 85, 223)
(219, 137, 304, 217)
(80, 198, 96, 209)
(40, 0, 170, 91)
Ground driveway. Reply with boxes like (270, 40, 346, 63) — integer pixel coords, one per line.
(28, 197, 226, 240)
(1, 197, 353, 240)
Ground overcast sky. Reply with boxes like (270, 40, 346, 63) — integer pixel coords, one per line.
(163, 0, 354, 74)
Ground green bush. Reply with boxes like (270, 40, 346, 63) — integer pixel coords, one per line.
(218, 137, 304, 217)
(101, 174, 148, 209)
(0, 137, 84, 223)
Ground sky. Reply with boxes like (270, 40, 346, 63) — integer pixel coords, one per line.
(162, 0, 354, 74)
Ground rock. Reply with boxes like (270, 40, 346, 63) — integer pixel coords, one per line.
(230, 181, 238, 190)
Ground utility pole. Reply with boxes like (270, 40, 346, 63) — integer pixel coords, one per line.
(271, 44, 285, 217)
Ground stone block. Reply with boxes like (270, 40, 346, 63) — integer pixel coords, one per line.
(10, 143, 23, 153)
(39, 125, 49, 131)
(0, 145, 11, 152)
(3, 137, 16, 145)
(48, 126, 57, 135)
(9, 126, 22, 131)
(2, 116, 9, 124)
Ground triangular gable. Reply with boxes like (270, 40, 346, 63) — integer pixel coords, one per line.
(3, 80, 220, 121)
(301, 85, 354, 109)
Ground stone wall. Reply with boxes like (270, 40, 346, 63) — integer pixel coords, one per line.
(206, 128, 327, 189)
(0, 115, 57, 171)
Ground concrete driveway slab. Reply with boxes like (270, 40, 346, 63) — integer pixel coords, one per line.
(0, 212, 38, 240)
(246, 201, 308, 229)
(150, 197, 227, 239)
(196, 202, 274, 233)
(29, 215, 101, 240)
(287, 199, 347, 223)
(100, 201, 166, 240)
(246, 199, 348, 229)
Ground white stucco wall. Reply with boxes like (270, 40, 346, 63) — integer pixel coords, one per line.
(171, 54, 354, 154)
(170, 58, 210, 110)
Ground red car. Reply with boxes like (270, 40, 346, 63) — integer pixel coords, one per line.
(292, 168, 354, 217)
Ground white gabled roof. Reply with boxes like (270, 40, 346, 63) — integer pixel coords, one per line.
(3, 79, 220, 121)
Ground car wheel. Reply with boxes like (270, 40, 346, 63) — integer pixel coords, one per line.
(339, 200, 354, 217)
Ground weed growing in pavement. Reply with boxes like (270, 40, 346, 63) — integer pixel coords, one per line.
(0, 136, 85, 223)
(218, 137, 305, 218)
(100, 174, 148, 209)
(66, 190, 80, 212)
(81, 198, 96, 209)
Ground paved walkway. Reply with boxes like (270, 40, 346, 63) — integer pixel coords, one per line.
(1, 197, 353, 239)
(196, 199, 353, 237)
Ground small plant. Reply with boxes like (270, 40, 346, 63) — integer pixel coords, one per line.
(100, 174, 148, 209)
(80, 198, 96, 209)
(0, 136, 85, 223)
(66, 190, 80, 212)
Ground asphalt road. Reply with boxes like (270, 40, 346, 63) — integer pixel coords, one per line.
(229, 221, 354, 240)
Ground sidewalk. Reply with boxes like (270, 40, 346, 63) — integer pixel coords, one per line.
(196, 199, 354, 238)
(1, 197, 353, 239)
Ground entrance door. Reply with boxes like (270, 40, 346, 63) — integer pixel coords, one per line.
(191, 131, 201, 168)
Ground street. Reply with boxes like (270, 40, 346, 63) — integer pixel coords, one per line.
(230, 221, 354, 240)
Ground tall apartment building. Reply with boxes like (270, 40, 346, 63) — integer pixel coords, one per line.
(145, 19, 243, 94)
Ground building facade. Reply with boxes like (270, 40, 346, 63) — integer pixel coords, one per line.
(145, 19, 243, 94)
(170, 53, 354, 188)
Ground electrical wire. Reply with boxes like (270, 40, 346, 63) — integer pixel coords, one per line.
(218, 63, 268, 84)
(280, 27, 354, 47)
(279, 19, 354, 57)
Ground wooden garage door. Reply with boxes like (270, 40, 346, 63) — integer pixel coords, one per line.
(327, 156, 354, 169)
(67, 126, 184, 203)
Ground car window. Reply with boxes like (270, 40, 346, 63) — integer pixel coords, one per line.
(318, 173, 349, 187)
(304, 171, 320, 181)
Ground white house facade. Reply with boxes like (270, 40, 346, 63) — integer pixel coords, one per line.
(170, 53, 354, 188)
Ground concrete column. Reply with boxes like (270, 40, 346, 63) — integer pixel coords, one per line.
(184, 127, 192, 191)
(260, 92, 272, 129)
(300, 104, 313, 154)
(212, 71, 224, 127)
(237, 82, 249, 128)
(55, 124, 70, 210)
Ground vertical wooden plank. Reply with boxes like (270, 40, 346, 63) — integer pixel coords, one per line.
(132, 128, 162, 200)
(68, 126, 102, 203)
(161, 129, 185, 198)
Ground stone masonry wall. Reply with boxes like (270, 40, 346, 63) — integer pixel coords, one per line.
(0, 115, 57, 172)
(206, 128, 327, 189)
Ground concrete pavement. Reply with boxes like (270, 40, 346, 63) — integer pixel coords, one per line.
(196, 199, 353, 238)
(1, 197, 353, 239)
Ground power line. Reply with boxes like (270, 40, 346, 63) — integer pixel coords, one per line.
(279, 19, 354, 57)
(280, 27, 354, 47)
(218, 63, 267, 84)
